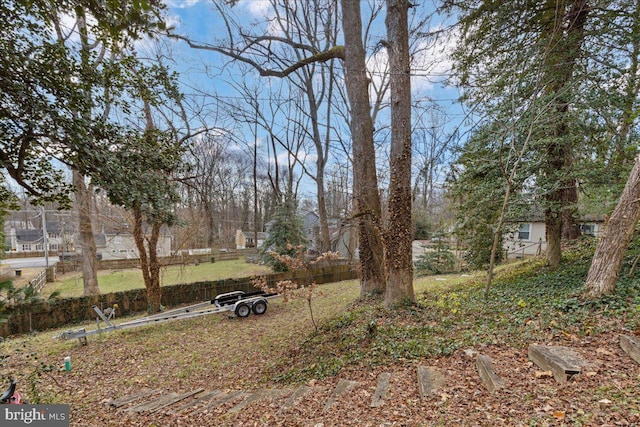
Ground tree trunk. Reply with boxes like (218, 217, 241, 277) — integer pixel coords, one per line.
(541, 0, 589, 266)
(585, 153, 640, 297)
(341, 0, 386, 297)
(384, 0, 415, 307)
(149, 222, 162, 306)
(316, 173, 331, 253)
(132, 207, 162, 313)
(72, 6, 100, 296)
(545, 206, 562, 267)
(72, 170, 101, 295)
(561, 180, 581, 240)
(305, 69, 333, 254)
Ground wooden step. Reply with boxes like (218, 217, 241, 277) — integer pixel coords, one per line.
(277, 385, 321, 415)
(126, 392, 180, 413)
(323, 379, 359, 413)
(106, 389, 160, 408)
(476, 354, 505, 393)
(227, 388, 291, 414)
(620, 335, 640, 364)
(370, 372, 391, 408)
(417, 366, 444, 397)
(170, 390, 221, 414)
(528, 345, 597, 383)
(189, 390, 249, 416)
(148, 389, 204, 414)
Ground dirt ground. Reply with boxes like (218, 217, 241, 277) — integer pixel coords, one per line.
(4, 307, 636, 427)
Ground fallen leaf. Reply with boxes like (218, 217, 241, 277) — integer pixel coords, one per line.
(596, 348, 613, 356)
(464, 348, 478, 358)
(535, 370, 553, 379)
(553, 410, 565, 420)
(599, 398, 613, 409)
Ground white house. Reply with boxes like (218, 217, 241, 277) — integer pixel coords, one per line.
(503, 218, 604, 259)
(5, 220, 75, 254)
(97, 223, 172, 260)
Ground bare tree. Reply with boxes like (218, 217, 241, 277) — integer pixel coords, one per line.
(52, 6, 103, 295)
(341, 0, 386, 296)
(171, 0, 341, 252)
(383, 0, 415, 307)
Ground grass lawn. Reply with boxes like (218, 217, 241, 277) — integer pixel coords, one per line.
(45, 259, 273, 298)
(2, 241, 640, 425)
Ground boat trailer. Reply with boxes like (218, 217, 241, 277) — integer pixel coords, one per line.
(55, 290, 279, 344)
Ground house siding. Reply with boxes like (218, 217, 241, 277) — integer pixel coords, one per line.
(503, 220, 603, 259)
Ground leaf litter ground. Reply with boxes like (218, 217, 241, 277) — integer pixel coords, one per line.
(2, 254, 640, 426)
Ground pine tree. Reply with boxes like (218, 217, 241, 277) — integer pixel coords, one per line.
(260, 198, 307, 272)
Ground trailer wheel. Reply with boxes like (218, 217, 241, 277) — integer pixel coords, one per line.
(252, 300, 267, 315)
(235, 303, 251, 318)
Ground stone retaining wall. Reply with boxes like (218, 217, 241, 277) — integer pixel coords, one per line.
(1, 264, 357, 337)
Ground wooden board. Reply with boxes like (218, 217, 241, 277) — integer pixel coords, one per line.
(228, 388, 291, 414)
(370, 372, 391, 408)
(620, 335, 640, 365)
(189, 390, 250, 416)
(107, 389, 160, 408)
(528, 345, 595, 383)
(148, 388, 204, 414)
(171, 390, 221, 414)
(125, 393, 179, 413)
(323, 379, 359, 413)
(417, 366, 444, 398)
(476, 354, 505, 393)
(277, 386, 319, 415)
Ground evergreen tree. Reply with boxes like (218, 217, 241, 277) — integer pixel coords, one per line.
(446, 0, 590, 267)
(260, 198, 307, 272)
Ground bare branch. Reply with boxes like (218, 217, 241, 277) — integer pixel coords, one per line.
(169, 32, 344, 78)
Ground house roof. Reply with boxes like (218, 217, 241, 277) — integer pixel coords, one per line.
(301, 211, 320, 230)
(94, 233, 107, 247)
(15, 229, 44, 243)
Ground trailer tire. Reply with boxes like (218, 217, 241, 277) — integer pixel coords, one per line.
(252, 300, 267, 315)
(235, 303, 251, 318)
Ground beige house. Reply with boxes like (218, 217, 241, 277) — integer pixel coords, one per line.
(235, 230, 267, 249)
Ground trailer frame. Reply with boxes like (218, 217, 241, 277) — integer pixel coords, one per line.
(55, 290, 279, 343)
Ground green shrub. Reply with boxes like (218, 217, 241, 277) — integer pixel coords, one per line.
(415, 250, 457, 275)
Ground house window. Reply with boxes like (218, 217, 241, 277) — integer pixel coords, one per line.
(518, 223, 531, 240)
(22, 244, 31, 251)
(49, 244, 59, 251)
(36, 244, 44, 251)
(581, 223, 596, 236)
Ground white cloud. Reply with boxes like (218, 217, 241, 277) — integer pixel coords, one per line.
(366, 47, 390, 101)
(236, 0, 272, 19)
(165, 0, 204, 9)
(410, 26, 457, 93)
(365, 24, 458, 100)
